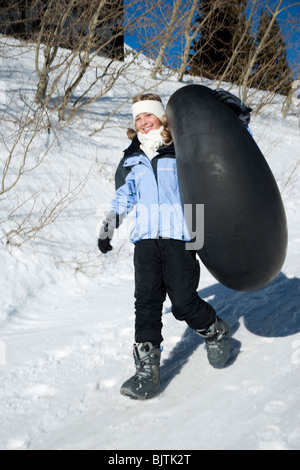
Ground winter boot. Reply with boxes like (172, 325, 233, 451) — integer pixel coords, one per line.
(197, 317, 230, 369)
(120, 342, 161, 400)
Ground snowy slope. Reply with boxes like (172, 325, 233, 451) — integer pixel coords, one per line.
(0, 38, 300, 451)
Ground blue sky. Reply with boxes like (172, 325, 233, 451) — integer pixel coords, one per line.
(124, 0, 299, 78)
(276, 0, 300, 74)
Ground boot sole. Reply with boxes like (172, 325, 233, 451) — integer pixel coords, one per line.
(120, 387, 160, 400)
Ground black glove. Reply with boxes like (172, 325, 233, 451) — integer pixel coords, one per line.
(98, 223, 113, 254)
(97, 212, 120, 254)
(213, 89, 252, 127)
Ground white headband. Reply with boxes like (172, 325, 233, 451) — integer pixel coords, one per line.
(132, 100, 165, 122)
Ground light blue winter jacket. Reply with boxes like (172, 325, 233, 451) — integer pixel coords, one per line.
(111, 137, 191, 244)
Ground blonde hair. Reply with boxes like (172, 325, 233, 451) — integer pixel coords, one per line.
(127, 93, 173, 145)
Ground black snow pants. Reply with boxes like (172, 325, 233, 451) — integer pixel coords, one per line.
(134, 238, 216, 345)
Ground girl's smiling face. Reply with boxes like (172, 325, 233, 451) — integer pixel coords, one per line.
(135, 113, 162, 134)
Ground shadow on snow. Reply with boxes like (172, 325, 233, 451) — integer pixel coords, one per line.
(160, 272, 300, 392)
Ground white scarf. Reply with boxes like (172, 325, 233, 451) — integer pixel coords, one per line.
(137, 127, 164, 159)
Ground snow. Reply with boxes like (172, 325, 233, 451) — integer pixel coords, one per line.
(0, 38, 300, 451)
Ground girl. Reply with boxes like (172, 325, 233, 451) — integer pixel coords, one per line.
(98, 93, 230, 400)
